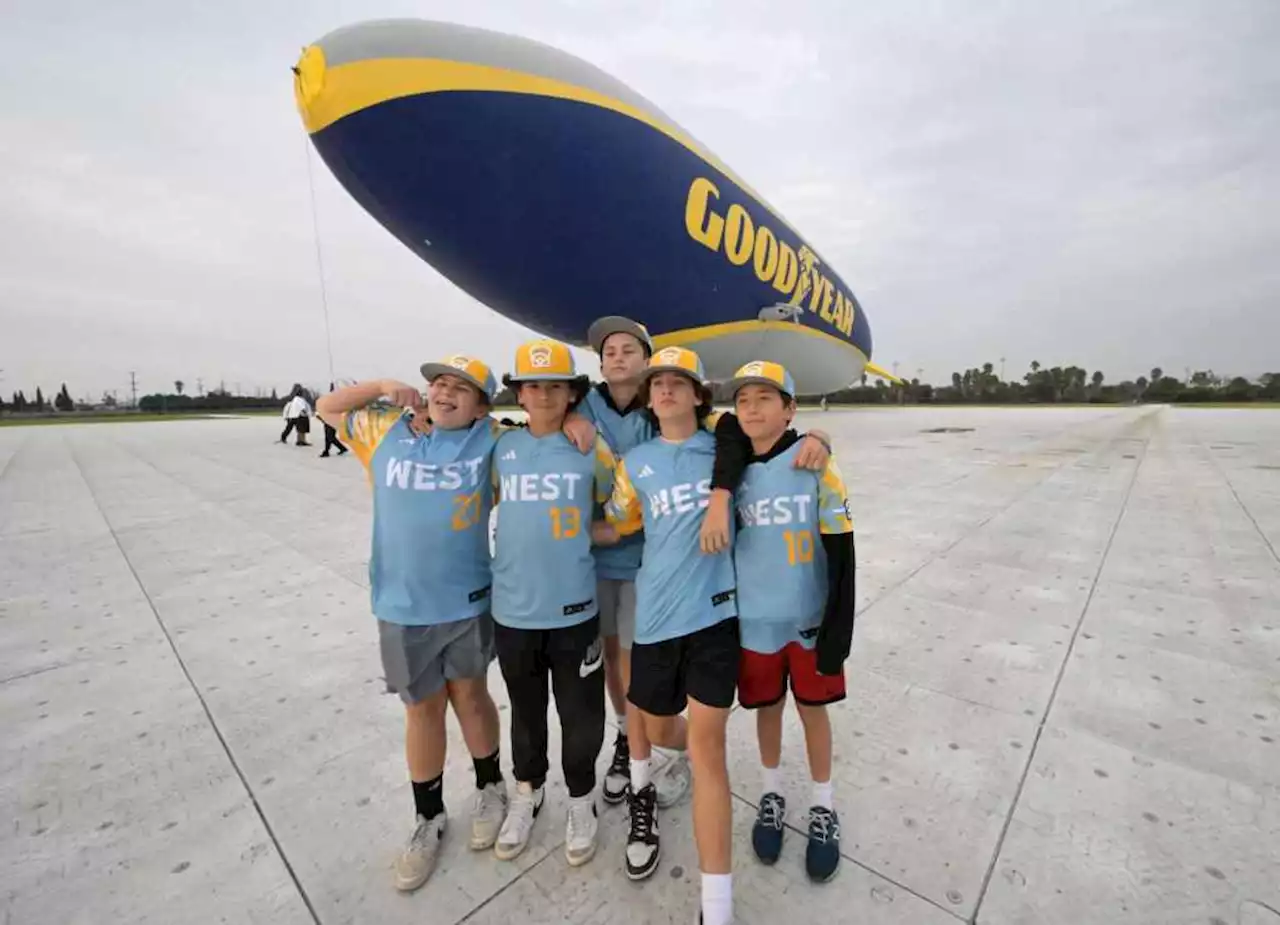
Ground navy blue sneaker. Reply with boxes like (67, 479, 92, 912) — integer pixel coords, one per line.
(751, 792, 786, 864)
(805, 806, 841, 882)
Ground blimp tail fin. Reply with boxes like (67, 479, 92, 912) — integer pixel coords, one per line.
(864, 362, 901, 384)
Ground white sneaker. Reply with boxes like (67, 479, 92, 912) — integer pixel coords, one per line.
(565, 795, 600, 866)
(654, 751, 691, 809)
(469, 782, 509, 850)
(394, 813, 446, 892)
(494, 781, 544, 861)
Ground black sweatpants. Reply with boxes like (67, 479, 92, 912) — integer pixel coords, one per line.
(321, 421, 347, 455)
(494, 616, 604, 799)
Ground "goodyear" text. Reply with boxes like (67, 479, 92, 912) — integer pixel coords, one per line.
(684, 177, 855, 338)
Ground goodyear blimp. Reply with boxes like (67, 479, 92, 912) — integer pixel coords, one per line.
(293, 19, 888, 394)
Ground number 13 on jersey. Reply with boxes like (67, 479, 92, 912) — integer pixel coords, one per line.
(550, 506, 581, 539)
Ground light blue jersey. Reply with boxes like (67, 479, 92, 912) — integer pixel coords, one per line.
(579, 386, 654, 580)
(606, 429, 738, 645)
(735, 442, 855, 653)
(491, 428, 617, 630)
(342, 410, 497, 626)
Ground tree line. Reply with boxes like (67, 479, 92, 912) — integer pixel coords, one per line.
(5, 365, 1278, 417)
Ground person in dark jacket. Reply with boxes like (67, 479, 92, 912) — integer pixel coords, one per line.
(319, 382, 349, 457)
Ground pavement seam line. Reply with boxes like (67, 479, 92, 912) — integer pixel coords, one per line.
(966, 408, 1159, 924)
(852, 407, 1161, 621)
(728, 792, 968, 922)
(65, 437, 325, 925)
(1193, 421, 1280, 566)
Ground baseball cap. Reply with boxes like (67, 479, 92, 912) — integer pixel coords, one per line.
(587, 316, 654, 356)
(640, 345, 706, 384)
(508, 339, 578, 382)
(419, 355, 497, 402)
(725, 360, 796, 399)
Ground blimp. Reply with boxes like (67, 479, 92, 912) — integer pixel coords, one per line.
(292, 19, 889, 394)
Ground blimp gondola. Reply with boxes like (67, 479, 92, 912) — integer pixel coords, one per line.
(292, 19, 888, 394)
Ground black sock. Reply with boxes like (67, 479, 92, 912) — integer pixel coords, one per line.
(412, 775, 444, 821)
(473, 748, 503, 789)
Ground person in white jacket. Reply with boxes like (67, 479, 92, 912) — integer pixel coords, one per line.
(280, 384, 313, 446)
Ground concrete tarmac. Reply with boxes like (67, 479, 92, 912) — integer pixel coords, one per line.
(1, 405, 1277, 924)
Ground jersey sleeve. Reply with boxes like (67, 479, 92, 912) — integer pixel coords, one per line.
(817, 455, 854, 534)
(592, 436, 617, 504)
(339, 408, 404, 471)
(604, 458, 644, 536)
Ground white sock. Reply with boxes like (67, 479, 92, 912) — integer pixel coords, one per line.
(617, 713, 627, 735)
(812, 778, 833, 810)
(701, 872, 733, 925)
(761, 764, 783, 796)
(630, 757, 651, 792)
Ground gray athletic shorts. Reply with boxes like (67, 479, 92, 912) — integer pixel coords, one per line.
(378, 615, 495, 705)
(597, 579, 636, 650)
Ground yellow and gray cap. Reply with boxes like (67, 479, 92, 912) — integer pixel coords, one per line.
(587, 316, 654, 356)
(508, 339, 578, 381)
(726, 360, 796, 399)
(640, 345, 707, 384)
(420, 355, 497, 401)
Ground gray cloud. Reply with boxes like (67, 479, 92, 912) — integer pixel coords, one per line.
(1, 0, 1277, 403)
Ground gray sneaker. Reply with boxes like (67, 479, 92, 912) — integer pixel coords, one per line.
(469, 782, 508, 850)
(653, 752, 691, 809)
(394, 813, 446, 892)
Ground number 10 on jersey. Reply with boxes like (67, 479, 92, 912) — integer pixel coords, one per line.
(784, 529, 813, 565)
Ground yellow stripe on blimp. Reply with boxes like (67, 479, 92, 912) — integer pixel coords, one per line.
(864, 362, 901, 383)
(652, 320, 870, 364)
(292, 45, 805, 244)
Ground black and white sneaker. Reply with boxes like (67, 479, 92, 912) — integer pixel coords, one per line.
(625, 782, 660, 880)
(603, 731, 630, 805)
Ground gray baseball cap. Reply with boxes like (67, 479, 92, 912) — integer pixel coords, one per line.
(587, 316, 654, 355)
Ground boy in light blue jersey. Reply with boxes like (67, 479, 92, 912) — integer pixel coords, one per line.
(580, 315, 834, 814)
(316, 357, 597, 894)
(593, 346, 740, 925)
(728, 361, 856, 886)
(489, 339, 617, 868)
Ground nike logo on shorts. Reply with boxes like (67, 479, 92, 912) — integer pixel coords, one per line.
(580, 637, 603, 678)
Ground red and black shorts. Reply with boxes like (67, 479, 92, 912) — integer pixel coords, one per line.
(738, 641, 846, 709)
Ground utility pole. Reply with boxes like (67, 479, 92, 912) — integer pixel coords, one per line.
(196, 377, 204, 397)
(129, 371, 138, 408)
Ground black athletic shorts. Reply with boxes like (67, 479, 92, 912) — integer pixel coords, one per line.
(628, 617, 740, 715)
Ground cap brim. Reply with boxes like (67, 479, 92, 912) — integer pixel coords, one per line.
(726, 375, 790, 397)
(420, 363, 491, 400)
(588, 316, 652, 355)
(641, 364, 703, 384)
(507, 371, 578, 382)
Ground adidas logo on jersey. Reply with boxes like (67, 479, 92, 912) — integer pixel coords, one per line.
(502, 450, 517, 460)
(635, 464, 655, 479)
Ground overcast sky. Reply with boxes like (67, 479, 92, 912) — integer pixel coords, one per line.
(1, 0, 1277, 402)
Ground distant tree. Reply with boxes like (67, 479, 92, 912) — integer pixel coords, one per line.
(0, 393, 5, 413)
(55, 383, 74, 412)
(1260, 373, 1280, 401)
(34, 387, 45, 411)
(175, 380, 185, 395)
(1150, 367, 1163, 387)
(101, 391, 117, 408)
(270, 387, 279, 401)
(1221, 377, 1255, 401)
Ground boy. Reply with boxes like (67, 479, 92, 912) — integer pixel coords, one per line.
(593, 346, 739, 925)
(727, 361, 856, 884)
(580, 316, 833, 815)
(489, 339, 617, 868)
(315, 357, 596, 892)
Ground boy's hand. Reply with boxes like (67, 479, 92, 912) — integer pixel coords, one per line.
(381, 379, 426, 410)
(591, 521, 620, 546)
(699, 489, 733, 554)
(563, 412, 597, 454)
(794, 431, 831, 471)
